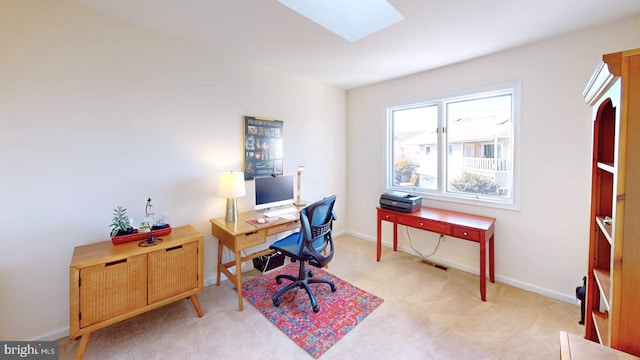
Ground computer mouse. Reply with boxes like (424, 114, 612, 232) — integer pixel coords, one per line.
(257, 218, 266, 224)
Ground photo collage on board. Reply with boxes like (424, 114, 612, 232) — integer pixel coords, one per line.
(244, 116, 284, 180)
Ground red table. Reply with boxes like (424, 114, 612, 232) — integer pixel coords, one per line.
(377, 207, 496, 301)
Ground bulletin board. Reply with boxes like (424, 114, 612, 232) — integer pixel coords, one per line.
(243, 115, 284, 180)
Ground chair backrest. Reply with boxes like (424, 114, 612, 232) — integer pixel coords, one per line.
(297, 195, 337, 268)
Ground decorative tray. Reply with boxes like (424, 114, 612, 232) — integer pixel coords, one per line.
(111, 225, 172, 245)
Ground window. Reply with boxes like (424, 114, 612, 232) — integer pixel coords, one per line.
(387, 82, 519, 208)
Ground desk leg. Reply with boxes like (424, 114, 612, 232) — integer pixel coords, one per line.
(235, 250, 244, 311)
(377, 214, 382, 261)
(393, 222, 398, 251)
(216, 241, 223, 286)
(480, 234, 487, 301)
(489, 234, 495, 283)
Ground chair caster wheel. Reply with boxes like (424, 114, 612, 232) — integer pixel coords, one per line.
(308, 271, 313, 277)
(273, 299, 282, 307)
(276, 278, 282, 284)
(330, 284, 337, 292)
(313, 305, 320, 313)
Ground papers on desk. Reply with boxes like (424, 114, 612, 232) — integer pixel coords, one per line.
(280, 214, 298, 220)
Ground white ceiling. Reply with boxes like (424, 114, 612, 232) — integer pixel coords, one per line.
(67, 0, 640, 89)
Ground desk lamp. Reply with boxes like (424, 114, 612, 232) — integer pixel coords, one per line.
(218, 171, 246, 222)
(295, 165, 307, 207)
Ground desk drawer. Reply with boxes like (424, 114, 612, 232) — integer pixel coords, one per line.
(399, 216, 450, 234)
(452, 226, 480, 241)
(266, 220, 300, 236)
(379, 211, 397, 222)
(238, 229, 266, 248)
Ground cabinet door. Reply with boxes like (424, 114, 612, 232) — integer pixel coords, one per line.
(79, 254, 147, 328)
(148, 241, 198, 304)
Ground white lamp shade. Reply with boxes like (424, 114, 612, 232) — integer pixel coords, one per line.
(218, 172, 246, 198)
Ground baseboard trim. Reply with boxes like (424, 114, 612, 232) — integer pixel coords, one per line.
(32, 327, 69, 342)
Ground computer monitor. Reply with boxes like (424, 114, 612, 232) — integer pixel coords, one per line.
(254, 175, 295, 210)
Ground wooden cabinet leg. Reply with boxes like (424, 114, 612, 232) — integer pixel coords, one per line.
(190, 294, 204, 317)
(74, 333, 91, 360)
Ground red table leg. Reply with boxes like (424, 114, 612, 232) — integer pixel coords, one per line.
(489, 233, 495, 283)
(393, 222, 398, 251)
(480, 234, 487, 301)
(376, 211, 382, 261)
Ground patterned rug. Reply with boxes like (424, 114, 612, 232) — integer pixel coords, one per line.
(242, 263, 384, 358)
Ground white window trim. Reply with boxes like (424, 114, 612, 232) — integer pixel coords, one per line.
(385, 81, 521, 211)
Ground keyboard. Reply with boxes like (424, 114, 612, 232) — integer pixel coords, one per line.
(264, 207, 298, 218)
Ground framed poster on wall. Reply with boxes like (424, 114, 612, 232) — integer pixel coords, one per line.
(244, 115, 284, 180)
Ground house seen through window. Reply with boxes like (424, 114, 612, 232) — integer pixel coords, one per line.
(387, 83, 519, 207)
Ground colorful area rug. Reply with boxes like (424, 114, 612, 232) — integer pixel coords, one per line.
(242, 263, 384, 358)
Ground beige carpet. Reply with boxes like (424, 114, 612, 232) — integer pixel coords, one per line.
(58, 235, 583, 359)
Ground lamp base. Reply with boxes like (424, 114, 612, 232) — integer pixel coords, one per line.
(225, 198, 238, 222)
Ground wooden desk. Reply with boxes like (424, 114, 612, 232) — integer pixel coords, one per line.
(210, 211, 300, 310)
(559, 331, 640, 359)
(376, 207, 496, 301)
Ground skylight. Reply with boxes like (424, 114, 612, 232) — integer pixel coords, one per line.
(278, 0, 404, 42)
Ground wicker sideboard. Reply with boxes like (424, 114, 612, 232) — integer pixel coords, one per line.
(69, 225, 204, 360)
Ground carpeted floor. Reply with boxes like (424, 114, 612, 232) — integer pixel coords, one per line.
(57, 234, 583, 359)
(242, 262, 384, 358)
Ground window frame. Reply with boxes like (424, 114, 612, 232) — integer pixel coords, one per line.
(386, 81, 521, 210)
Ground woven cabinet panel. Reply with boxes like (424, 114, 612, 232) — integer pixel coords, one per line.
(79, 254, 147, 328)
(148, 242, 198, 304)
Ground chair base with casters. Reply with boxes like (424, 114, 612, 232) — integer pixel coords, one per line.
(269, 195, 338, 313)
(272, 258, 336, 313)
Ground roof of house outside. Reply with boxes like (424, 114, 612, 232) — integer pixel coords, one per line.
(399, 113, 511, 146)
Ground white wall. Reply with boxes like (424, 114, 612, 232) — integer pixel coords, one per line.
(0, 0, 346, 340)
(347, 16, 640, 303)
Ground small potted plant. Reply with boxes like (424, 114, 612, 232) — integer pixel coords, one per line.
(110, 206, 134, 237)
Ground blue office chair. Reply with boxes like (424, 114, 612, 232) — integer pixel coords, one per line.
(269, 195, 337, 313)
